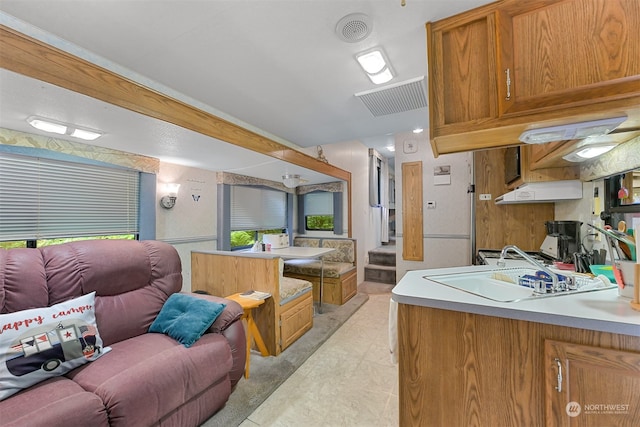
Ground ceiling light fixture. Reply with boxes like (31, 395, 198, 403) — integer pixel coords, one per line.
(27, 116, 67, 135)
(70, 128, 102, 141)
(26, 116, 103, 141)
(386, 145, 396, 152)
(413, 128, 424, 134)
(518, 116, 626, 144)
(282, 174, 301, 188)
(355, 48, 394, 85)
(561, 132, 622, 162)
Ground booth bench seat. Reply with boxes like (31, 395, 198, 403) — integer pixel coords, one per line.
(283, 237, 357, 305)
(191, 251, 313, 356)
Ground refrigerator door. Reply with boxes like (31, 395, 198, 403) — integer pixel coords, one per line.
(423, 152, 473, 267)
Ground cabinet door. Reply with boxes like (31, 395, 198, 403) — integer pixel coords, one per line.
(545, 340, 640, 427)
(498, 0, 640, 116)
(428, 12, 498, 136)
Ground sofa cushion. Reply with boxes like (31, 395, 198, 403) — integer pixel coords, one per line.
(0, 248, 48, 313)
(0, 376, 109, 427)
(39, 240, 183, 346)
(0, 292, 109, 401)
(292, 237, 320, 248)
(149, 293, 226, 347)
(321, 239, 355, 263)
(283, 259, 355, 278)
(66, 333, 233, 427)
(279, 277, 313, 305)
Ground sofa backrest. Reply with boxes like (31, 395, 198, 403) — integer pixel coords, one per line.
(1, 240, 182, 346)
(292, 237, 356, 264)
(321, 239, 355, 264)
(0, 247, 48, 313)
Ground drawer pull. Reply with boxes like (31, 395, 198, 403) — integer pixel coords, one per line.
(505, 68, 512, 101)
(554, 358, 563, 393)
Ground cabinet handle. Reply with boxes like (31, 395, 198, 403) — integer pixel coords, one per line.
(554, 358, 563, 393)
(505, 68, 511, 101)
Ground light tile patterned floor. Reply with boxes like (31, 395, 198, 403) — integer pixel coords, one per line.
(239, 292, 398, 427)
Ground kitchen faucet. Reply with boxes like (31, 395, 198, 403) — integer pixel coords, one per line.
(497, 244, 560, 291)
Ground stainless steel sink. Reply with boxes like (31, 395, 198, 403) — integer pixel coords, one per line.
(424, 268, 615, 303)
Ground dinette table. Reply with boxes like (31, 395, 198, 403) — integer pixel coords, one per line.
(265, 246, 335, 314)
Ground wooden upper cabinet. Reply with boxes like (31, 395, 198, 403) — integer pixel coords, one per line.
(427, 7, 499, 151)
(427, 0, 640, 156)
(428, 15, 497, 131)
(545, 340, 640, 426)
(498, 0, 640, 116)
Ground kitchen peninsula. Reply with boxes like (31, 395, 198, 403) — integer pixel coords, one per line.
(392, 266, 640, 426)
(191, 247, 334, 356)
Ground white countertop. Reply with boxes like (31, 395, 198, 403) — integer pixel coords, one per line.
(392, 265, 640, 337)
(192, 246, 335, 260)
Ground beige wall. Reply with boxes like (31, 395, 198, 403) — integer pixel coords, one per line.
(156, 162, 219, 291)
(303, 141, 374, 286)
(1, 124, 470, 288)
(158, 141, 374, 290)
(394, 131, 473, 280)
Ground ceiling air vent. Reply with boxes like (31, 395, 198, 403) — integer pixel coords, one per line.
(355, 76, 428, 117)
(335, 13, 372, 43)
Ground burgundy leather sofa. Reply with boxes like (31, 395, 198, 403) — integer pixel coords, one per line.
(0, 239, 246, 427)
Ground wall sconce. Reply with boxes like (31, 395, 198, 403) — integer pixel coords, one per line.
(282, 174, 301, 188)
(160, 183, 180, 209)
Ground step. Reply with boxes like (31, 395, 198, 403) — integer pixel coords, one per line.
(364, 264, 396, 285)
(369, 250, 396, 267)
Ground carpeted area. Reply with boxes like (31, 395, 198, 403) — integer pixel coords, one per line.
(203, 292, 369, 427)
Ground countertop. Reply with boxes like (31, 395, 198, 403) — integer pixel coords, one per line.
(392, 265, 640, 337)
(192, 247, 335, 259)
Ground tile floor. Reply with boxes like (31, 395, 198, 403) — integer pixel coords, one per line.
(239, 291, 398, 427)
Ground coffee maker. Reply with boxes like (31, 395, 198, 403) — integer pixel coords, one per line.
(540, 221, 581, 262)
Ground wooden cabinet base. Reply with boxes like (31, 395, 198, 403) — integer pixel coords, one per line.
(279, 291, 313, 351)
(284, 268, 356, 305)
(397, 304, 640, 426)
(545, 340, 640, 426)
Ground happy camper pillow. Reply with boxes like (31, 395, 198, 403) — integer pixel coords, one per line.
(0, 292, 110, 401)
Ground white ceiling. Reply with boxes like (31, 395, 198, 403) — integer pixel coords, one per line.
(0, 0, 490, 183)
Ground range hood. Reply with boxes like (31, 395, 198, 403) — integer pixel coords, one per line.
(495, 180, 582, 204)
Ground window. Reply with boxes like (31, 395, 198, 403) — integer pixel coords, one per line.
(230, 186, 287, 249)
(0, 235, 136, 250)
(304, 192, 333, 231)
(305, 215, 334, 231)
(230, 229, 285, 249)
(0, 152, 140, 247)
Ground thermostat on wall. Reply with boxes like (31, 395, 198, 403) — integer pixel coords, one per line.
(403, 140, 418, 153)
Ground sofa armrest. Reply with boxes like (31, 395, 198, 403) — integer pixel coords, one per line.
(187, 292, 246, 387)
(187, 293, 243, 333)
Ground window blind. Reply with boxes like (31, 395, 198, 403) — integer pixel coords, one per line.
(305, 192, 333, 215)
(231, 186, 286, 230)
(0, 152, 139, 240)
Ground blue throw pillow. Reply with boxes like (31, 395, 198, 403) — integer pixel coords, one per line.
(149, 293, 226, 348)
